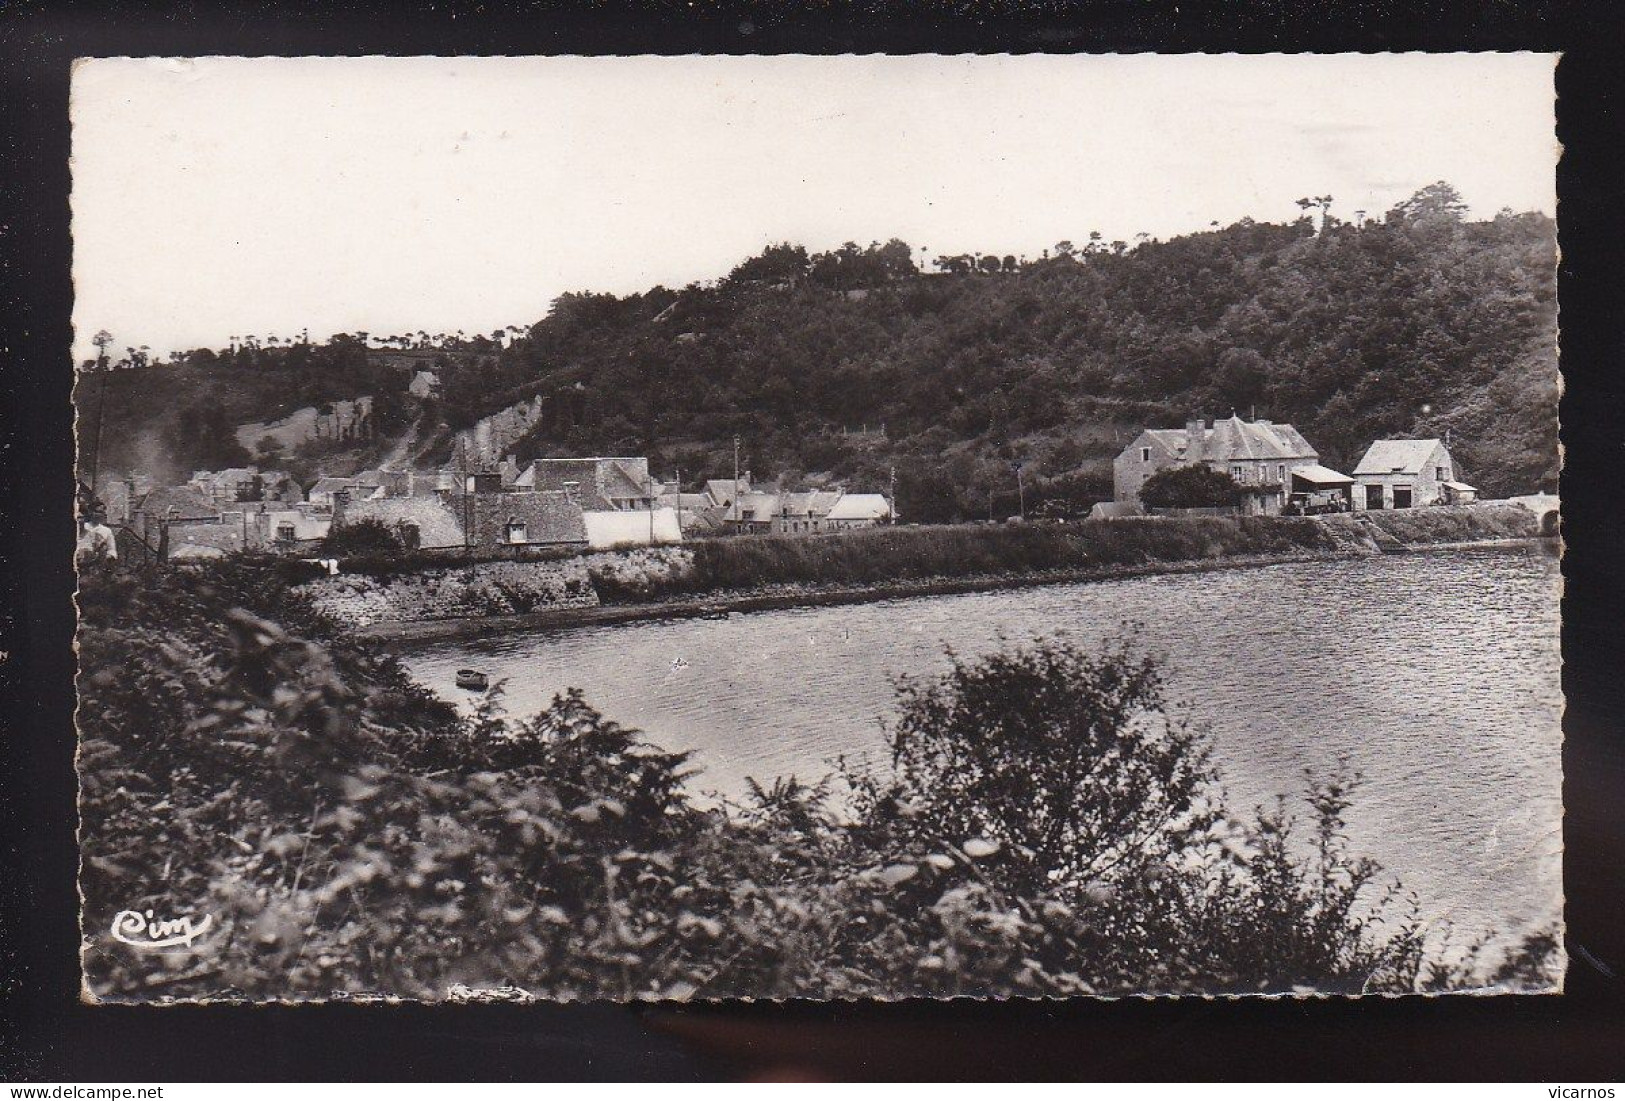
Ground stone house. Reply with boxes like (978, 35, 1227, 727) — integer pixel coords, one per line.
(516, 457, 656, 511)
(454, 489, 589, 550)
(188, 466, 303, 506)
(1113, 415, 1323, 516)
(1351, 439, 1475, 510)
(823, 493, 894, 530)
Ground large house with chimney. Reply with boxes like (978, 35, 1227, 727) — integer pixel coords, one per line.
(1114, 415, 1347, 516)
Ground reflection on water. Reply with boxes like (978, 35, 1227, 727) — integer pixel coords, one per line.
(399, 545, 1563, 949)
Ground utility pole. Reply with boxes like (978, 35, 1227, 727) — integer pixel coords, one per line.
(732, 434, 742, 530)
(888, 465, 897, 524)
(674, 467, 683, 538)
(648, 469, 656, 545)
(1014, 461, 1026, 522)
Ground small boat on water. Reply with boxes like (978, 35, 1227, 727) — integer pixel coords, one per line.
(700, 608, 731, 621)
(455, 669, 490, 691)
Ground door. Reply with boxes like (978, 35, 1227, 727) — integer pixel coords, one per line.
(1392, 487, 1413, 509)
(1365, 485, 1385, 510)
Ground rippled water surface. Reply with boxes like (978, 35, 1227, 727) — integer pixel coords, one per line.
(399, 546, 1563, 947)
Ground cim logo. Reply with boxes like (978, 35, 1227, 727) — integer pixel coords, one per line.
(110, 908, 213, 950)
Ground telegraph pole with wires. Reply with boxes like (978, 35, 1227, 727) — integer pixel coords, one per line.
(732, 435, 742, 529)
(888, 465, 897, 524)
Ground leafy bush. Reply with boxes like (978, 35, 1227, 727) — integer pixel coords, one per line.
(1140, 464, 1243, 509)
(320, 517, 402, 557)
(77, 564, 1557, 1000)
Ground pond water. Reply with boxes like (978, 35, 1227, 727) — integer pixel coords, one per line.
(398, 545, 1564, 950)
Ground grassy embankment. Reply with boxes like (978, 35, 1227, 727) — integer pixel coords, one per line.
(588, 504, 1540, 605)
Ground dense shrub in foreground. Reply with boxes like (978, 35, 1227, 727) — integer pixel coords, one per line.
(76, 563, 1558, 1000)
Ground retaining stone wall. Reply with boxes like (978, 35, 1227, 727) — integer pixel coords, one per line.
(303, 545, 698, 628)
(305, 558, 601, 627)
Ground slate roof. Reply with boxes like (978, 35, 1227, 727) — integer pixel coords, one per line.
(309, 476, 356, 498)
(1353, 439, 1445, 476)
(457, 490, 589, 547)
(704, 479, 748, 508)
(1142, 417, 1317, 463)
(736, 491, 783, 523)
(601, 459, 653, 501)
(1205, 416, 1317, 461)
(1289, 463, 1355, 487)
(519, 457, 652, 506)
(136, 485, 219, 520)
(826, 493, 893, 521)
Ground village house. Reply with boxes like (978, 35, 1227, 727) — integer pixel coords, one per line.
(331, 475, 591, 553)
(655, 485, 725, 536)
(702, 475, 751, 516)
(250, 505, 332, 549)
(1113, 414, 1343, 516)
(127, 484, 224, 549)
(515, 456, 656, 511)
(1351, 439, 1476, 510)
(458, 488, 590, 550)
(823, 493, 894, 530)
(700, 475, 892, 534)
(188, 466, 304, 507)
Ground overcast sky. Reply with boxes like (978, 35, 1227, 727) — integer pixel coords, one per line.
(71, 53, 1556, 362)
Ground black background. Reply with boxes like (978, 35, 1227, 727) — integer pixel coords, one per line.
(2, 0, 1622, 1082)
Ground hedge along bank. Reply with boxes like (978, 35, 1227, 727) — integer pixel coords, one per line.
(302, 505, 1543, 632)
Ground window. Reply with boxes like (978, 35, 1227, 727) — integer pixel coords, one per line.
(276, 523, 296, 542)
(1436, 466, 1447, 482)
(505, 518, 527, 544)
(1278, 464, 1286, 483)
(1140, 447, 1151, 462)
(1393, 486, 1413, 509)
(1230, 465, 1244, 480)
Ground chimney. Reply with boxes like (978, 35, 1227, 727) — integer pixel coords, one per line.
(1185, 417, 1206, 464)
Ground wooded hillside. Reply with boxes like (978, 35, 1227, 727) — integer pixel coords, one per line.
(78, 183, 1558, 520)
